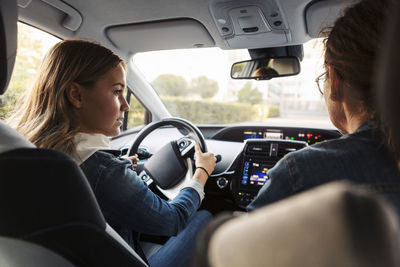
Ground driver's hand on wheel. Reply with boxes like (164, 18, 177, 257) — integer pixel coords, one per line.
(123, 154, 138, 171)
(194, 143, 216, 186)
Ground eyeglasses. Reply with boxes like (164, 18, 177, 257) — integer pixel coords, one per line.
(315, 71, 328, 95)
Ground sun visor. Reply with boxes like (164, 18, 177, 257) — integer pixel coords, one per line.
(305, 0, 352, 38)
(107, 18, 215, 53)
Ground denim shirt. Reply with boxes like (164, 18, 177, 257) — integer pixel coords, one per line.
(247, 120, 400, 215)
(80, 149, 201, 248)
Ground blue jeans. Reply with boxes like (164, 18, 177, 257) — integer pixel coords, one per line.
(148, 210, 212, 267)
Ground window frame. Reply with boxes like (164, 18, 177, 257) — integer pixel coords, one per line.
(122, 88, 152, 131)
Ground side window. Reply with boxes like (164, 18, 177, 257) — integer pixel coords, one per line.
(0, 23, 60, 120)
(1, 23, 147, 129)
(124, 90, 147, 129)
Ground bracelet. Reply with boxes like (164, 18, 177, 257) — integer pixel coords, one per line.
(196, 166, 210, 177)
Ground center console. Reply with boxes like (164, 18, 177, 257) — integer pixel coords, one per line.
(233, 139, 307, 207)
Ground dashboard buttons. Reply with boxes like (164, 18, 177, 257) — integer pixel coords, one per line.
(237, 191, 257, 206)
(139, 171, 153, 186)
(178, 140, 188, 150)
(216, 177, 228, 189)
(176, 138, 195, 157)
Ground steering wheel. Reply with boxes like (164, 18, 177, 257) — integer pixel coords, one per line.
(127, 117, 207, 200)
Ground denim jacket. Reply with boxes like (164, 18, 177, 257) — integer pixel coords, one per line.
(80, 149, 201, 248)
(247, 120, 400, 215)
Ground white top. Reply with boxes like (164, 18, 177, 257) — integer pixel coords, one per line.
(73, 132, 204, 201)
(73, 132, 110, 165)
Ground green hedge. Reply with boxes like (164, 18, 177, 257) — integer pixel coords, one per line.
(161, 96, 280, 124)
(126, 96, 280, 127)
(161, 96, 252, 124)
(268, 105, 280, 117)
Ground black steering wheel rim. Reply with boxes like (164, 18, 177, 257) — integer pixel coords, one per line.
(128, 117, 207, 156)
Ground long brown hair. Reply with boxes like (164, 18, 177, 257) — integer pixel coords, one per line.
(8, 39, 126, 158)
(321, 0, 393, 116)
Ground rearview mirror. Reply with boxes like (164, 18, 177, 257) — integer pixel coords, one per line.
(231, 57, 300, 80)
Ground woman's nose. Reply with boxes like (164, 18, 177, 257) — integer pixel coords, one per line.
(120, 95, 130, 111)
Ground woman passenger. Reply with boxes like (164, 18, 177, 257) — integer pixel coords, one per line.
(9, 39, 216, 267)
(248, 0, 400, 213)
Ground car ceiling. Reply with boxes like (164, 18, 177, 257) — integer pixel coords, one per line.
(17, 0, 350, 60)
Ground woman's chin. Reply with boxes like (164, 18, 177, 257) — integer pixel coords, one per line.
(113, 127, 121, 136)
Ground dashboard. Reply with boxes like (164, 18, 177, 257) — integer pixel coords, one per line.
(113, 125, 341, 212)
(206, 126, 341, 210)
(211, 126, 340, 145)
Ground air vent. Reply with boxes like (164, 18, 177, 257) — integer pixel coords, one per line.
(244, 139, 307, 158)
(277, 141, 307, 158)
(246, 144, 269, 154)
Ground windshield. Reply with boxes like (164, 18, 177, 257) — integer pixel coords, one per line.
(133, 39, 334, 129)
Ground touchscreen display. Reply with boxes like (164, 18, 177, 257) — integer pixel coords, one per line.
(241, 160, 270, 187)
(244, 131, 263, 139)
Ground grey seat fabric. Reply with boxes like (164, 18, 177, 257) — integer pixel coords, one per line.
(0, 236, 75, 267)
(199, 182, 400, 267)
(0, 120, 35, 153)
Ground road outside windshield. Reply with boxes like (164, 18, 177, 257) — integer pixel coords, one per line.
(133, 39, 334, 129)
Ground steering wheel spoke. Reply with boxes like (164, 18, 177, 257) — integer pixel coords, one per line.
(176, 137, 196, 158)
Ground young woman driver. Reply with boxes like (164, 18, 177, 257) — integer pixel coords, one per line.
(9, 40, 216, 267)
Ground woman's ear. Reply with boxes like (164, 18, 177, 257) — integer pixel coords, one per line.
(66, 82, 84, 108)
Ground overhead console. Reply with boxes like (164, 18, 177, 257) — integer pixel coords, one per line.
(209, 0, 290, 49)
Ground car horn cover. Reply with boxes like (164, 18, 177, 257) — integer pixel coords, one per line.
(143, 141, 187, 189)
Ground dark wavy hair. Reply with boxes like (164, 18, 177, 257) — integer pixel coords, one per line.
(321, 0, 393, 116)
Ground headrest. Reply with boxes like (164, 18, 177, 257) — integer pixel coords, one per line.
(0, 236, 75, 266)
(0, 121, 35, 154)
(0, 0, 18, 95)
(207, 182, 400, 267)
(376, 2, 400, 146)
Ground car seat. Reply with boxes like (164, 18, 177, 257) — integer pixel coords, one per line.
(0, 0, 147, 266)
(0, 236, 75, 267)
(194, 182, 400, 267)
